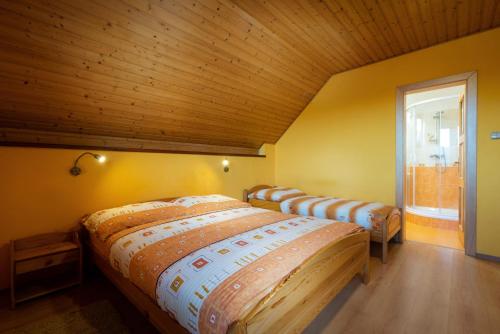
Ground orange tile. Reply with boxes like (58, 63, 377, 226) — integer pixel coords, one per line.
(408, 166, 459, 208)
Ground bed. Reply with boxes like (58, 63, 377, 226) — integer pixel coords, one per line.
(81, 194, 370, 334)
(243, 185, 401, 263)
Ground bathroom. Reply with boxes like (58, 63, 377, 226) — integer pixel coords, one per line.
(405, 83, 465, 249)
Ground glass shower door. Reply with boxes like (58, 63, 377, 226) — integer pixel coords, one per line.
(435, 108, 460, 219)
(405, 87, 462, 221)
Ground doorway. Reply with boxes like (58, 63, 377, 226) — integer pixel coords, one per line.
(396, 72, 477, 255)
(405, 83, 464, 249)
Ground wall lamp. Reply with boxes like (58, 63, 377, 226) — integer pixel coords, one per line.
(70, 152, 106, 176)
(222, 159, 230, 173)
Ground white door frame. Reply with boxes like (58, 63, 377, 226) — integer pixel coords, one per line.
(395, 72, 477, 256)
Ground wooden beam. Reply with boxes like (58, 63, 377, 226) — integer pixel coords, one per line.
(0, 128, 264, 157)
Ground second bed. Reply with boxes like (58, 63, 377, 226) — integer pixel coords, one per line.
(243, 185, 401, 263)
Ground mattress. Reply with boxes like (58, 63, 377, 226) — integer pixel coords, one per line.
(280, 196, 399, 232)
(83, 195, 362, 334)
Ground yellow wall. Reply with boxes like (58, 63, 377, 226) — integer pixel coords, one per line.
(276, 28, 500, 257)
(0, 145, 275, 289)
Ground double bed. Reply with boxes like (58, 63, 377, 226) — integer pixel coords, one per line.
(243, 185, 402, 263)
(82, 194, 369, 334)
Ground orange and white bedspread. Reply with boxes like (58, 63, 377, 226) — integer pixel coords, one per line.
(280, 196, 398, 231)
(83, 195, 362, 334)
(248, 186, 306, 202)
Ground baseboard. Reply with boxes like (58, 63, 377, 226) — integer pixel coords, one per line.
(476, 252, 500, 262)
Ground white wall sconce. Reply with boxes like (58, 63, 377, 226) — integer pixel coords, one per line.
(70, 152, 106, 176)
(222, 159, 230, 173)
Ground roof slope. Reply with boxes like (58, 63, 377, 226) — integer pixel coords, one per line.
(1, 0, 499, 154)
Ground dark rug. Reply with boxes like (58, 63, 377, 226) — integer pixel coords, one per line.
(4, 300, 129, 334)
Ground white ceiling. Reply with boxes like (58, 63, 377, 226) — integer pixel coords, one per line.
(406, 84, 466, 113)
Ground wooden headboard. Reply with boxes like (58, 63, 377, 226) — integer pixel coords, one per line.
(149, 196, 179, 203)
(242, 184, 273, 202)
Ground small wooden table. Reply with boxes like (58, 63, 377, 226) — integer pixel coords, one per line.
(10, 231, 83, 308)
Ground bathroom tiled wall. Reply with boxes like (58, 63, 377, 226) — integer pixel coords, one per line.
(407, 166, 459, 209)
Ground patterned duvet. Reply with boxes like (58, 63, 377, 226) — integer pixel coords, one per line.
(83, 195, 362, 334)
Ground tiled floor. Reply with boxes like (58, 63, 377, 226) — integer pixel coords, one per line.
(406, 214, 463, 250)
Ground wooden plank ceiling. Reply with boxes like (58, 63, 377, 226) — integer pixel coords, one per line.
(1, 0, 499, 155)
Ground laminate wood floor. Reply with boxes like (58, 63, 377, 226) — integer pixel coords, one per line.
(304, 241, 500, 334)
(1, 241, 499, 334)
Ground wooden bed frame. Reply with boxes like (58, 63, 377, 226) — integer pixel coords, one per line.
(82, 216, 370, 333)
(243, 185, 402, 264)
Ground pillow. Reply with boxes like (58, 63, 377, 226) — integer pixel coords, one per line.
(83, 201, 187, 241)
(83, 195, 250, 241)
(248, 186, 306, 202)
(172, 194, 250, 214)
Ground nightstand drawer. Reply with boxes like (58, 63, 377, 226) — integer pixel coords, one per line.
(16, 249, 80, 274)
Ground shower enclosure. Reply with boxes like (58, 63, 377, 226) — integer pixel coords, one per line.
(405, 85, 464, 221)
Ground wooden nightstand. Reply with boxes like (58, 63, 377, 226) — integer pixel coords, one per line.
(10, 231, 83, 308)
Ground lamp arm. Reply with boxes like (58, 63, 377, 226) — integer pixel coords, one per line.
(70, 152, 100, 176)
(72, 152, 97, 168)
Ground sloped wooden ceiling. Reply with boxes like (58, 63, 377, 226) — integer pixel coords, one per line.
(1, 0, 499, 155)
